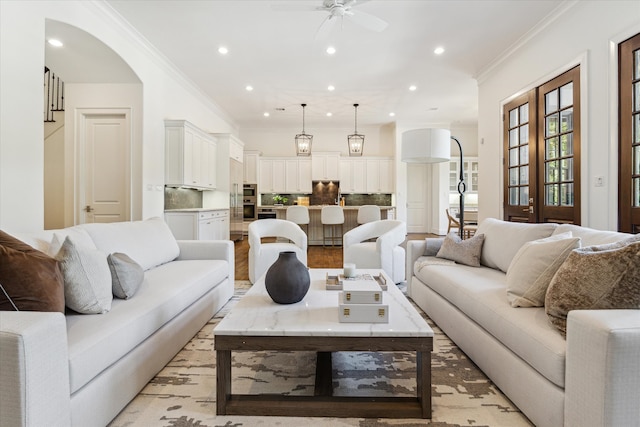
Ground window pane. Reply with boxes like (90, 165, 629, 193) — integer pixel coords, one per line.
(560, 134, 573, 156)
(510, 187, 518, 205)
(510, 148, 519, 166)
(509, 128, 519, 147)
(635, 114, 640, 143)
(509, 108, 518, 128)
(546, 184, 558, 206)
(634, 145, 640, 174)
(546, 161, 559, 183)
(635, 49, 640, 80)
(560, 82, 573, 109)
(635, 81, 640, 112)
(634, 177, 640, 207)
(520, 186, 529, 206)
(509, 168, 519, 185)
(561, 158, 573, 181)
(520, 165, 529, 185)
(560, 108, 573, 132)
(546, 114, 559, 137)
(546, 137, 559, 159)
(520, 145, 529, 164)
(545, 89, 559, 113)
(560, 183, 574, 206)
(520, 124, 529, 144)
(520, 104, 529, 123)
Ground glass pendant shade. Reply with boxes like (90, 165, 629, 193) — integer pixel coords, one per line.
(295, 103, 312, 156)
(348, 103, 364, 156)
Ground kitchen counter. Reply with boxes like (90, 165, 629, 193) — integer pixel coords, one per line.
(165, 208, 228, 212)
(265, 206, 395, 211)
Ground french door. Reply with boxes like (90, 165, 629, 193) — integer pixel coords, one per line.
(504, 66, 581, 224)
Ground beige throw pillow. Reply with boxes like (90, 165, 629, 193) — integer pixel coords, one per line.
(506, 232, 581, 307)
(436, 232, 485, 267)
(545, 236, 640, 336)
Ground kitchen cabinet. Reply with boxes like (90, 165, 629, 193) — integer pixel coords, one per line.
(164, 210, 229, 240)
(243, 150, 260, 184)
(312, 152, 340, 181)
(285, 159, 312, 193)
(450, 157, 479, 193)
(165, 120, 218, 190)
(259, 158, 286, 193)
(366, 158, 394, 193)
(339, 159, 366, 193)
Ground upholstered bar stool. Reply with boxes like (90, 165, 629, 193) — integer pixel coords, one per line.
(286, 205, 310, 236)
(321, 206, 344, 247)
(357, 205, 381, 224)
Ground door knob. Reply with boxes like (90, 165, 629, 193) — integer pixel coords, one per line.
(84, 205, 94, 212)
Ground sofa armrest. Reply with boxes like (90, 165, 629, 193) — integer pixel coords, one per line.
(0, 312, 71, 427)
(176, 240, 235, 283)
(405, 240, 427, 293)
(565, 309, 640, 427)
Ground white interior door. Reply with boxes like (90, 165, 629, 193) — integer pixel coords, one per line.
(81, 113, 130, 223)
(406, 163, 429, 233)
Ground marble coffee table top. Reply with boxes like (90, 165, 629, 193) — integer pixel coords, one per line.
(214, 269, 433, 338)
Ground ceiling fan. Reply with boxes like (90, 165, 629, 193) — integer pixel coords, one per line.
(274, 0, 388, 39)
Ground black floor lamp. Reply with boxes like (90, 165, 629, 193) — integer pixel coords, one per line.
(401, 128, 466, 236)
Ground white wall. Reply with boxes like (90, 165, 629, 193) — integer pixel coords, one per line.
(0, 1, 237, 231)
(477, 0, 640, 230)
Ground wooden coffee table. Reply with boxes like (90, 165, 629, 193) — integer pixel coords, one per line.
(214, 269, 433, 419)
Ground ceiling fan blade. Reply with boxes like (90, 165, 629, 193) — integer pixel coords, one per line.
(270, 3, 321, 12)
(315, 15, 338, 40)
(347, 9, 388, 32)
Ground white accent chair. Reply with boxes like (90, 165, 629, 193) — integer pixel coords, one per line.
(248, 218, 308, 284)
(357, 205, 381, 224)
(286, 205, 310, 235)
(343, 220, 407, 284)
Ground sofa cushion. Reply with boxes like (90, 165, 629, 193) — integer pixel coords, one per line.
(81, 218, 179, 271)
(55, 236, 112, 314)
(436, 232, 484, 267)
(545, 236, 640, 335)
(65, 259, 229, 393)
(0, 230, 65, 312)
(506, 232, 581, 307)
(476, 218, 557, 273)
(552, 224, 633, 246)
(108, 253, 144, 299)
(414, 257, 567, 387)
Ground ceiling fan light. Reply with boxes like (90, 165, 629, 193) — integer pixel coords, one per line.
(347, 103, 364, 156)
(295, 103, 312, 156)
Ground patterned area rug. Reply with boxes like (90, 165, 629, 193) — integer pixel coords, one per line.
(109, 281, 533, 427)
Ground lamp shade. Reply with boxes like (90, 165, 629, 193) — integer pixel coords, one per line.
(401, 128, 451, 163)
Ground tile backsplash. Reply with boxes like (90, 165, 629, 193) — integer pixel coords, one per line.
(164, 187, 202, 209)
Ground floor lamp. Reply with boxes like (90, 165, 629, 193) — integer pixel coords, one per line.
(401, 128, 466, 236)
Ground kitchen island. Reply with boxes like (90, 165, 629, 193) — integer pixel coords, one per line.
(270, 206, 395, 246)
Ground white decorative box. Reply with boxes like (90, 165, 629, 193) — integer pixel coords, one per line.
(338, 302, 389, 323)
(340, 282, 383, 304)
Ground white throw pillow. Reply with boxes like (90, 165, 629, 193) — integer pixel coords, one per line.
(55, 235, 112, 314)
(108, 252, 144, 299)
(506, 232, 580, 307)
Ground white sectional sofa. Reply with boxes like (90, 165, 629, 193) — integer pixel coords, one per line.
(406, 219, 640, 427)
(0, 218, 234, 427)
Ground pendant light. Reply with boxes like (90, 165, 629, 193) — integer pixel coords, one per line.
(295, 103, 312, 156)
(347, 103, 364, 156)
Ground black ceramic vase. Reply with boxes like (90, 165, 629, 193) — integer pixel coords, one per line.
(265, 251, 310, 304)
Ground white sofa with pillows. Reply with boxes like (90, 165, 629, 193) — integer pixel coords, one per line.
(406, 218, 640, 427)
(0, 218, 234, 427)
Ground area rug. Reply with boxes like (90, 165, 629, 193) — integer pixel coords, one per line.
(108, 281, 533, 427)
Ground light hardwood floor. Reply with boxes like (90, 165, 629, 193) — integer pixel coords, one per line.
(234, 233, 435, 281)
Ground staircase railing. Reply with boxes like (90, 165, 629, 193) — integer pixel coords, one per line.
(44, 66, 64, 122)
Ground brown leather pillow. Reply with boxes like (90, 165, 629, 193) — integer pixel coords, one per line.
(0, 230, 65, 312)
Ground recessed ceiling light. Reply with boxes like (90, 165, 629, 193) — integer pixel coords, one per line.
(327, 85, 335, 91)
(245, 85, 253, 92)
(409, 85, 417, 91)
(218, 46, 228, 55)
(263, 112, 270, 117)
(48, 39, 63, 47)
(389, 112, 396, 117)
(434, 46, 445, 55)
(428, 107, 439, 111)
(326, 46, 336, 55)
(326, 112, 333, 117)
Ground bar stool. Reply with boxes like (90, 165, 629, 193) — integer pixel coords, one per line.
(286, 205, 310, 236)
(357, 205, 381, 224)
(321, 206, 344, 247)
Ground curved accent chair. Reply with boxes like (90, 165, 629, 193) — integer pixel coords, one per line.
(343, 219, 407, 284)
(286, 205, 310, 235)
(357, 205, 381, 224)
(248, 218, 308, 284)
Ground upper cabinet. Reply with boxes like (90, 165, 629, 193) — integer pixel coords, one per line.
(366, 158, 394, 193)
(213, 133, 244, 193)
(339, 158, 366, 194)
(450, 157, 479, 193)
(260, 157, 310, 194)
(311, 152, 340, 181)
(165, 120, 217, 190)
(285, 159, 312, 193)
(244, 150, 260, 184)
(259, 158, 286, 193)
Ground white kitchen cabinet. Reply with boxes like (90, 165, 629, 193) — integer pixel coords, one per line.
(164, 210, 229, 240)
(165, 120, 218, 190)
(259, 158, 286, 193)
(244, 151, 260, 184)
(312, 152, 340, 181)
(450, 157, 478, 193)
(285, 159, 312, 193)
(339, 159, 366, 193)
(366, 158, 394, 193)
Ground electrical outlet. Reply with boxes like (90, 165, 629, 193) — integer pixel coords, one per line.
(594, 176, 604, 187)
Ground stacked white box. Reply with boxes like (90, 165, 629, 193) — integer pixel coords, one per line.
(338, 280, 388, 323)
